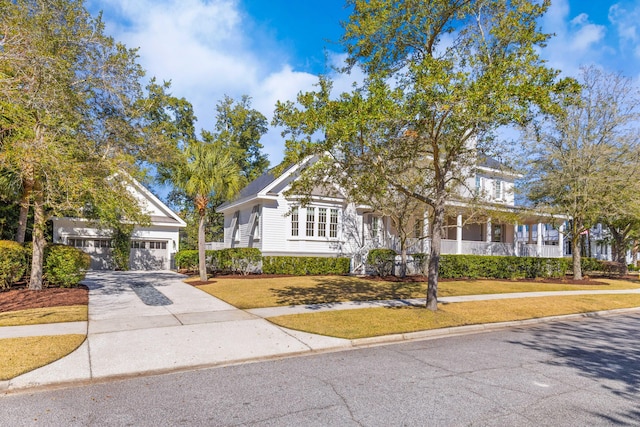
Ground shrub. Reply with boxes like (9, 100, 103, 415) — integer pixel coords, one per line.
(366, 249, 397, 276)
(213, 248, 262, 275)
(262, 256, 351, 275)
(580, 257, 606, 273)
(438, 255, 570, 280)
(43, 244, 90, 287)
(175, 250, 199, 271)
(0, 240, 28, 289)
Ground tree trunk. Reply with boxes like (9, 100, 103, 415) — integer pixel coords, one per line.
(15, 181, 32, 244)
(198, 210, 207, 282)
(426, 203, 445, 311)
(611, 231, 629, 275)
(399, 244, 407, 278)
(572, 235, 582, 281)
(29, 186, 45, 290)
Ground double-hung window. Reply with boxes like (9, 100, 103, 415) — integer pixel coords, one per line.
(494, 179, 503, 200)
(306, 207, 315, 237)
(318, 208, 327, 237)
(329, 209, 338, 238)
(291, 207, 299, 236)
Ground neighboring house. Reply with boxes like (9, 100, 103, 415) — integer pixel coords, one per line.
(52, 178, 186, 270)
(216, 157, 565, 272)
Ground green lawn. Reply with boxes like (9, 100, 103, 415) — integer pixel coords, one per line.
(193, 275, 640, 309)
(268, 294, 640, 339)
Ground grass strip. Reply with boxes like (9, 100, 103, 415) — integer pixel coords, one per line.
(266, 294, 640, 339)
(0, 334, 86, 380)
(0, 305, 88, 327)
(194, 276, 640, 309)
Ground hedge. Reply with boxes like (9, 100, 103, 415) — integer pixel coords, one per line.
(431, 254, 571, 279)
(0, 240, 28, 289)
(212, 248, 262, 275)
(366, 249, 397, 276)
(262, 256, 351, 275)
(43, 244, 91, 287)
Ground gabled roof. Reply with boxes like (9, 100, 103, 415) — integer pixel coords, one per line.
(218, 163, 301, 212)
(128, 178, 187, 227)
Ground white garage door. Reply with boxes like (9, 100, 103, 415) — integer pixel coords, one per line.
(129, 240, 168, 270)
(68, 238, 114, 270)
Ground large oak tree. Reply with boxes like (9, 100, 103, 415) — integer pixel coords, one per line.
(0, 0, 162, 289)
(275, 0, 572, 310)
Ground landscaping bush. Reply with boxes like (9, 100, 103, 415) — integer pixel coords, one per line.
(366, 249, 397, 276)
(175, 250, 199, 271)
(262, 256, 351, 275)
(212, 248, 262, 275)
(580, 257, 606, 273)
(0, 240, 28, 289)
(43, 244, 90, 287)
(438, 255, 570, 280)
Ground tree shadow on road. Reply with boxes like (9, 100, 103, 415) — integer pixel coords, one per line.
(510, 314, 640, 424)
(269, 277, 424, 307)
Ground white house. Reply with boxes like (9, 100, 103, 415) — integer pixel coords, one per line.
(52, 178, 186, 270)
(216, 157, 565, 271)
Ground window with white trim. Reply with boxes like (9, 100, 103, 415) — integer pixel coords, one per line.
(494, 179, 503, 200)
(291, 207, 299, 237)
(475, 175, 481, 195)
(329, 209, 338, 238)
(370, 215, 380, 239)
(318, 208, 327, 237)
(306, 207, 315, 237)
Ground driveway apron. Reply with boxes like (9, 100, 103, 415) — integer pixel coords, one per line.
(8, 271, 348, 389)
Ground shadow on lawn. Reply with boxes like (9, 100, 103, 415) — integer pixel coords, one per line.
(511, 313, 640, 424)
(269, 277, 424, 307)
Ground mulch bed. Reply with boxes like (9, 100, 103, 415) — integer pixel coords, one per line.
(0, 286, 89, 313)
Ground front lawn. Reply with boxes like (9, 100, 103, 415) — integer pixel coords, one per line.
(267, 294, 640, 339)
(192, 275, 640, 309)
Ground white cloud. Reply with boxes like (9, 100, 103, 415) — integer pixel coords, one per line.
(609, 2, 640, 57)
(91, 0, 343, 165)
(541, 0, 607, 76)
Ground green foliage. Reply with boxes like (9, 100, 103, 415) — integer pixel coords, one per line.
(111, 225, 133, 271)
(175, 250, 200, 270)
(366, 249, 397, 277)
(580, 257, 604, 273)
(0, 240, 27, 289)
(212, 248, 262, 275)
(43, 244, 90, 288)
(438, 255, 571, 280)
(262, 256, 351, 276)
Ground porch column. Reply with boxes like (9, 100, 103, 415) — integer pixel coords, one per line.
(423, 213, 429, 253)
(514, 221, 519, 256)
(456, 213, 463, 254)
(486, 218, 492, 243)
(558, 222, 565, 258)
(537, 222, 543, 256)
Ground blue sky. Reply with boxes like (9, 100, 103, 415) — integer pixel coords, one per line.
(88, 0, 640, 168)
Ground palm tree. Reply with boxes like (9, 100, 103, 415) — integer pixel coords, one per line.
(176, 141, 243, 281)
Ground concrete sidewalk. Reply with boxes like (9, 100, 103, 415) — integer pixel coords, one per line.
(3, 271, 349, 391)
(3, 272, 640, 392)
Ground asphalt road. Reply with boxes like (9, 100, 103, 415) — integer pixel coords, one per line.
(3, 313, 640, 426)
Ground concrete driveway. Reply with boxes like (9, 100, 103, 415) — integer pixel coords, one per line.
(8, 271, 348, 389)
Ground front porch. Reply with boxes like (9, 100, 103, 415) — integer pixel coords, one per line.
(387, 213, 565, 258)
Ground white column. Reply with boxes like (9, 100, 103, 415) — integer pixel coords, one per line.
(558, 222, 565, 258)
(456, 213, 463, 254)
(514, 221, 519, 256)
(423, 213, 429, 253)
(537, 222, 543, 256)
(486, 218, 492, 243)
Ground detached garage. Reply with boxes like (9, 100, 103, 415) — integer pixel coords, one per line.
(52, 179, 186, 271)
